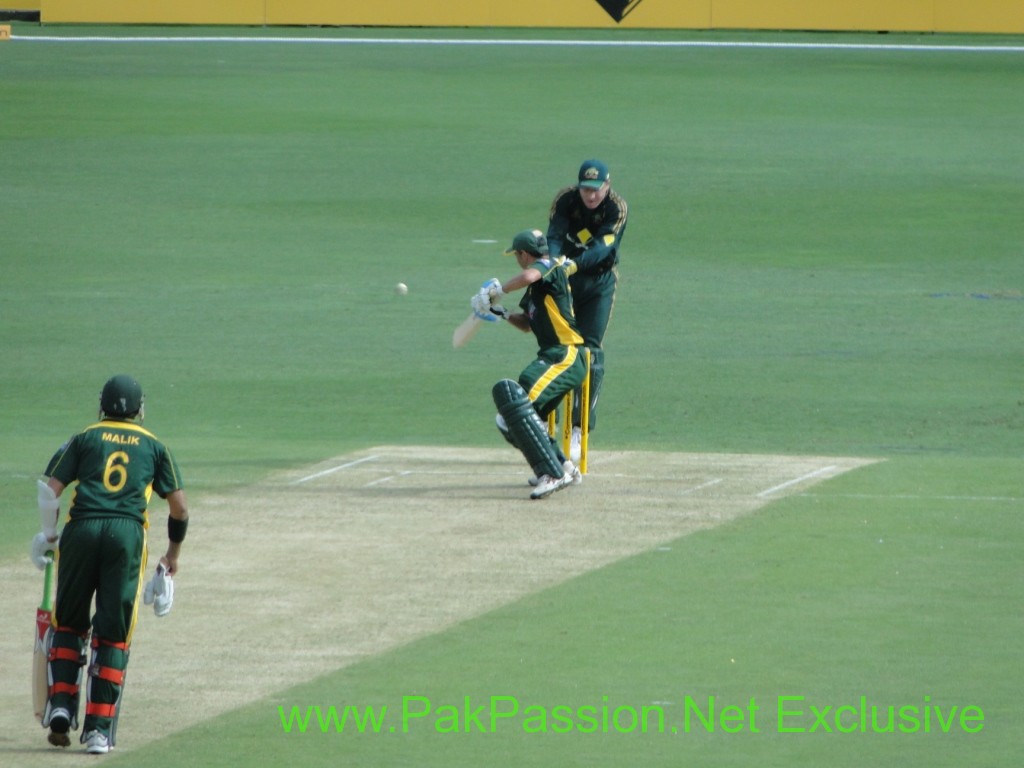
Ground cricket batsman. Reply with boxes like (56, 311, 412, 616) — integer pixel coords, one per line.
(30, 374, 189, 754)
(472, 229, 587, 499)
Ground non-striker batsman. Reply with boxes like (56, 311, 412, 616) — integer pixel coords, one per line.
(30, 374, 189, 754)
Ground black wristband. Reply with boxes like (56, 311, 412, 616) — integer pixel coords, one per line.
(168, 516, 188, 544)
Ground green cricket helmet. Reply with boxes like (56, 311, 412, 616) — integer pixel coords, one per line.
(100, 374, 144, 420)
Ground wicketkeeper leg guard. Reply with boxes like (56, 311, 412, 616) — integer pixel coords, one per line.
(44, 626, 87, 730)
(492, 379, 563, 480)
(83, 635, 129, 746)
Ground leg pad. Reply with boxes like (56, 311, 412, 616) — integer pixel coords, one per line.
(492, 379, 562, 479)
(44, 627, 87, 730)
(84, 635, 129, 746)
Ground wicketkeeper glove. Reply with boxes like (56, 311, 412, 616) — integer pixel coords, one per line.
(143, 563, 174, 617)
(29, 532, 56, 570)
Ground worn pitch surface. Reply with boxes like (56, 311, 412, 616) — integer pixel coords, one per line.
(0, 446, 875, 763)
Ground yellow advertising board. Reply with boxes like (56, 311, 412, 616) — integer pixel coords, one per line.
(263, 1, 709, 28)
(267, 0, 601, 28)
(710, 0, 934, 33)
(935, 0, 1024, 33)
(43, 0, 265, 25)
(39, 0, 1024, 34)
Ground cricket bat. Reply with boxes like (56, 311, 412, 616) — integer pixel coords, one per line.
(33, 554, 55, 722)
(452, 313, 483, 348)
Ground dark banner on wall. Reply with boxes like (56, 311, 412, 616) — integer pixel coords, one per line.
(594, 0, 644, 23)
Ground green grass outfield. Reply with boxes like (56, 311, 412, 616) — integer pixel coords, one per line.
(1, 25, 1022, 766)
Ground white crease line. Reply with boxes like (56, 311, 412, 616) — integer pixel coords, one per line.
(757, 465, 838, 497)
(291, 455, 379, 484)
(679, 478, 724, 496)
(365, 470, 413, 487)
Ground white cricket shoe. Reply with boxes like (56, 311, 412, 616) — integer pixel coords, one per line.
(569, 426, 582, 463)
(529, 461, 582, 487)
(83, 730, 112, 754)
(530, 471, 573, 500)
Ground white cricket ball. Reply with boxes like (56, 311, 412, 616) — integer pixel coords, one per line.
(394, 282, 408, 295)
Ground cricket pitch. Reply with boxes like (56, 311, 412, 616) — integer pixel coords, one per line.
(0, 446, 876, 764)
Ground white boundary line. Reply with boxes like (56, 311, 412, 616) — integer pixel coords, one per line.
(10, 35, 1024, 53)
(757, 465, 838, 497)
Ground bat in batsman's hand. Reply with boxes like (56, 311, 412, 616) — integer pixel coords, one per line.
(33, 553, 55, 722)
(453, 278, 506, 348)
(452, 312, 483, 348)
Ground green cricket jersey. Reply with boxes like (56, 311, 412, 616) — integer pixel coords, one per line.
(519, 256, 584, 350)
(45, 419, 184, 525)
(546, 186, 628, 274)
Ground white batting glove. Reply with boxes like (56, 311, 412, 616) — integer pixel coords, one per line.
(481, 277, 504, 299)
(29, 532, 56, 570)
(470, 291, 492, 317)
(143, 563, 174, 617)
(471, 290, 506, 322)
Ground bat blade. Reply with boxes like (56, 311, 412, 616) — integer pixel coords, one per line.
(452, 313, 483, 348)
(33, 556, 54, 722)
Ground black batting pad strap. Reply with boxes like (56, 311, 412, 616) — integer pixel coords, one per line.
(492, 379, 563, 479)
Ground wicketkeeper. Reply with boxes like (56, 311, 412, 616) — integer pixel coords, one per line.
(546, 159, 628, 460)
(30, 374, 189, 754)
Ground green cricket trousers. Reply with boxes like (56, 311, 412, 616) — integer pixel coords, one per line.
(50, 515, 147, 738)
